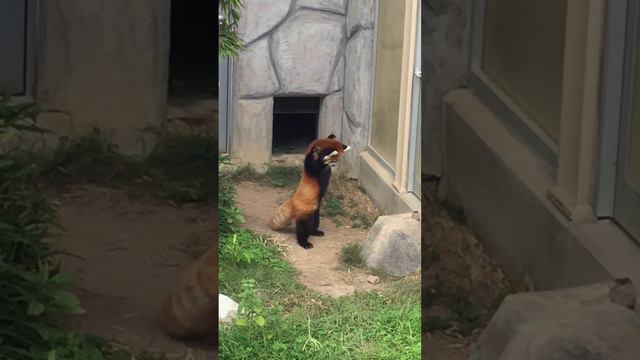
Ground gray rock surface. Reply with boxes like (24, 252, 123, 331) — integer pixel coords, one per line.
(318, 90, 343, 139)
(271, 10, 345, 94)
(361, 213, 421, 276)
(296, 0, 346, 14)
(342, 29, 374, 178)
(327, 54, 345, 93)
(238, 0, 292, 44)
(346, 0, 375, 37)
(470, 281, 640, 360)
(235, 38, 279, 97)
(230, 98, 273, 164)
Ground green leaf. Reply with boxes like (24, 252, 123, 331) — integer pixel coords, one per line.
(34, 325, 49, 340)
(50, 272, 75, 286)
(52, 290, 85, 314)
(236, 318, 249, 327)
(27, 300, 44, 316)
(255, 316, 266, 327)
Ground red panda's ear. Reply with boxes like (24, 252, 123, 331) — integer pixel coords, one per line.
(328, 134, 336, 139)
(311, 146, 320, 160)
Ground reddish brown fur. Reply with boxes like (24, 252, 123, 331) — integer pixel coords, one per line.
(269, 137, 347, 230)
(156, 247, 217, 340)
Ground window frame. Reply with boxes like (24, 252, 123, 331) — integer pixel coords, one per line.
(5, 0, 38, 103)
(468, 0, 560, 169)
(596, 0, 628, 218)
(366, 0, 421, 198)
(610, 0, 640, 242)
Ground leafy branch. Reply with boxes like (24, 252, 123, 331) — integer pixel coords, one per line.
(219, 0, 246, 58)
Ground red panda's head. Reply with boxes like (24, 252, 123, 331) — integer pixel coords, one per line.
(305, 134, 350, 168)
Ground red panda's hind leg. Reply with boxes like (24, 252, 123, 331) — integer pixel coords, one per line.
(295, 217, 314, 249)
(310, 208, 324, 236)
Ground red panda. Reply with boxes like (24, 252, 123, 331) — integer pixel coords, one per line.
(269, 134, 350, 249)
(156, 247, 217, 340)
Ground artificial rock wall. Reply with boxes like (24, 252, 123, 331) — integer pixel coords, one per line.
(231, 0, 374, 178)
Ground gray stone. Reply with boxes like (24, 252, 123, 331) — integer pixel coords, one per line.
(470, 282, 640, 360)
(327, 53, 344, 93)
(238, 0, 292, 44)
(271, 10, 345, 94)
(235, 38, 279, 97)
(361, 213, 421, 276)
(230, 97, 273, 164)
(318, 90, 343, 139)
(341, 29, 374, 178)
(346, 0, 375, 37)
(296, 0, 346, 14)
(218, 294, 238, 323)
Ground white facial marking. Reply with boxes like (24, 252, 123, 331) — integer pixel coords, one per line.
(345, 145, 351, 151)
(323, 150, 339, 161)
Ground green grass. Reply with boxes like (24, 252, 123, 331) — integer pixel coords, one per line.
(52, 333, 167, 360)
(339, 243, 364, 269)
(219, 161, 421, 359)
(38, 129, 216, 204)
(231, 164, 301, 189)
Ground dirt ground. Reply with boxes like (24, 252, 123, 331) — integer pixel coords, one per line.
(235, 181, 384, 297)
(53, 185, 216, 359)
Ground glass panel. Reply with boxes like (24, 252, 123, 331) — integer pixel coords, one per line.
(482, 0, 567, 142)
(0, 0, 26, 95)
(370, 0, 406, 167)
(629, 22, 640, 191)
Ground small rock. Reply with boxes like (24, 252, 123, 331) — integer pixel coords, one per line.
(367, 275, 380, 284)
(218, 294, 238, 323)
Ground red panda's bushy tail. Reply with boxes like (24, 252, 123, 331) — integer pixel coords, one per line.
(156, 247, 217, 339)
(269, 199, 293, 230)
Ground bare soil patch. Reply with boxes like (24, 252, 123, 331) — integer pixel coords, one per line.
(53, 185, 216, 359)
(235, 181, 385, 297)
(423, 187, 529, 359)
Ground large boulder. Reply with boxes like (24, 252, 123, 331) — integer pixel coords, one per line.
(271, 10, 345, 94)
(361, 212, 421, 276)
(470, 280, 640, 360)
(296, 0, 346, 14)
(237, 0, 292, 44)
(235, 38, 279, 98)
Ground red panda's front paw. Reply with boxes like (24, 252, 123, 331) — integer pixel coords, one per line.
(301, 242, 314, 249)
(311, 229, 324, 237)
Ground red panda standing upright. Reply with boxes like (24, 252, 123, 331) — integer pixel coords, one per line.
(269, 134, 350, 249)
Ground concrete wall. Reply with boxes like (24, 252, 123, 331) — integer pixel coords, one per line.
(37, 0, 171, 156)
(422, 0, 472, 176)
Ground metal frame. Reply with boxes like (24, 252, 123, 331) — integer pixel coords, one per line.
(596, 0, 628, 218)
(5, 0, 38, 103)
(406, 0, 421, 198)
(218, 56, 232, 153)
(613, 0, 640, 242)
(468, 0, 559, 169)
